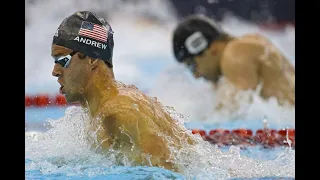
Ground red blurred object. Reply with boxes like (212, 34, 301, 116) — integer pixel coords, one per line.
(189, 128, 296, 148)
(192, 129, 206, 137)
(34, 95, 50, 107)
(278, 128, 295, 137)
(55, 94, 67, 106)
(25, 96, 33, 107)
(254, 129, 279, 148)
(278, 128, 295, 147)
(231, 128, 254, 146)
(232, 128, 253, 137)
(207, 129, 232, 146)
(209, 129, 229, 135)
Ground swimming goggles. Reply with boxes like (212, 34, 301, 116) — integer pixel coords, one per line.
(54, 51, 77, 68)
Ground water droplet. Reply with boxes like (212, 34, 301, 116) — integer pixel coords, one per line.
(262, 116, 268, 129)
(151, 97, 157, 102)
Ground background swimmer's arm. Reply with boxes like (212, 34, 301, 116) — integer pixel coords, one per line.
(221, 43, 260, 90)
(215, 43, 261, 111)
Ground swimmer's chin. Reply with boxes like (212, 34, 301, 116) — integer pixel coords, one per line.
(193, 73, 212, 81)
(193, 72, 202, 79)
(63, 94, 80, 105)
(59, 86, 65, 94)
(199, 74, 221, 83)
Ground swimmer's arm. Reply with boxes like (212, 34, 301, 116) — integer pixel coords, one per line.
(117, 110, 171, 155)
(115, 109, 175, 169)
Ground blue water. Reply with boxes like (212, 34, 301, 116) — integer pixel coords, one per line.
(26, 165, 293, 180)
(26, 160, 293, 180)
(25, 162, 185, 180)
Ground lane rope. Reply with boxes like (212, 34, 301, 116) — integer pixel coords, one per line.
(191, 128, 295, 148)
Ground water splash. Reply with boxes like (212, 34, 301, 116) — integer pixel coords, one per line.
(161, 106, 294, 179)
(282, 128, 293, 148)
(26, 105, 294, 179)
(148, 66, 295, 128)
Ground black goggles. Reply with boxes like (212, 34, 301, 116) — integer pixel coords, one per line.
(54, 51, 77, 68)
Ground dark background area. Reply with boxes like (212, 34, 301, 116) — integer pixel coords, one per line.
(169, 0, 295, 25)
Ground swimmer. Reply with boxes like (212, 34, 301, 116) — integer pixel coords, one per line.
(172, 15, 295, 110)
(51, 11, 195, 172)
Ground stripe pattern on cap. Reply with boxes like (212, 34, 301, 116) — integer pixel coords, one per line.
(185, 31, 208, 55)
(78, 21, 108, 42)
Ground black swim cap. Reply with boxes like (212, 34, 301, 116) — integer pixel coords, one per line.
(52, 11, 114, 67)
(173, 15, 224, 63)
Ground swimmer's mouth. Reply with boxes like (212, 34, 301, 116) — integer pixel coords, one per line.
(59, 86, 64, 94)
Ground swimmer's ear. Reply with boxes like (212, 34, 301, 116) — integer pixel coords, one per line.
(88, 58, 99, 70)
(211, 48, 218, 56)
(209, 44, 218, 56)
(88, 58, 99, 65)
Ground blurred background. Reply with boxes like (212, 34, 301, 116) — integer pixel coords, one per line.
(25, 0, 295, 125)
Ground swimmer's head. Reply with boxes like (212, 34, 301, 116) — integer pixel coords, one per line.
(51, 11, 115, 103)
(172, 15, 232, 82)
(52, 11, 114, 67)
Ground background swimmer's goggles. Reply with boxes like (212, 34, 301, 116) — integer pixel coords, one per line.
(54, 51, 77, 68)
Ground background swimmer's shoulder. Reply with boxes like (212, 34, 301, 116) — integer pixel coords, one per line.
(237, 33, 274, 47)
(223, 36, 266, 62)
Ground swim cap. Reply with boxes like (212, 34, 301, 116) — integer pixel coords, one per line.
(173, 15, 224, 62)
(52, 11, 114, 67)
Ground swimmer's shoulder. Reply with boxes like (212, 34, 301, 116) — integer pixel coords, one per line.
(234, 33, 292, 63)
(229, 33, 271, 47)
(239, 33, 273, 44)
(225, 33, 272, 52)
(223, 35, 266, 63)
(98, 94, 132, 117)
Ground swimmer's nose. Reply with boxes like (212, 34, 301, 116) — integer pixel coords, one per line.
(52, 63, 63, 77)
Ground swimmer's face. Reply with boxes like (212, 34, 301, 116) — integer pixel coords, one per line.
(51, 44, 92, 103)
(184, 43, 222, 83)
